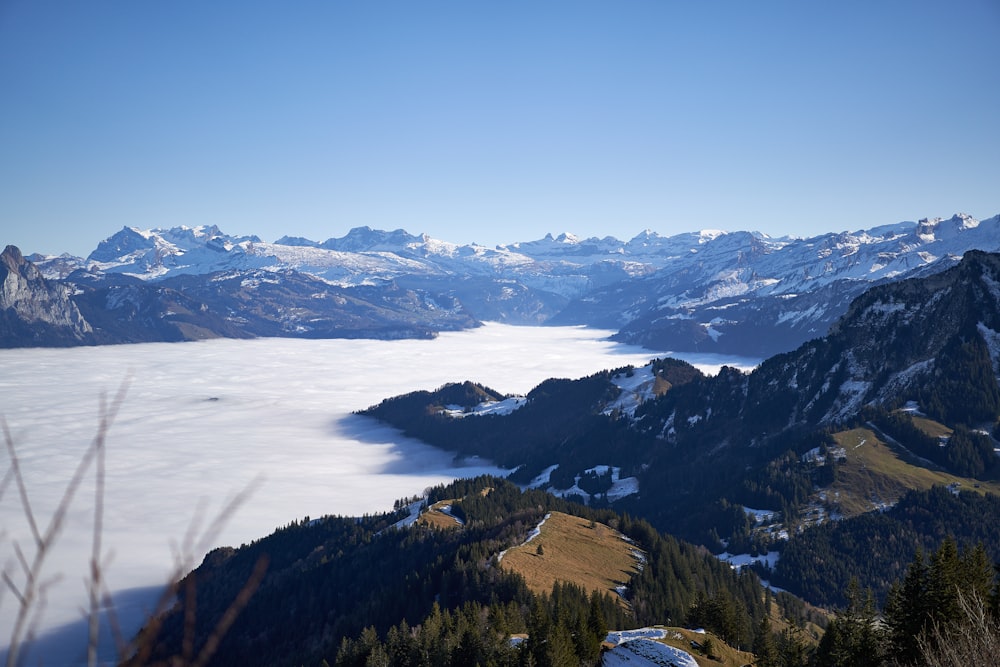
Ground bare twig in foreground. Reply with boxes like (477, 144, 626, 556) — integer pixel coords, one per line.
(3, 379, 128, 667)
(3, 378, 264, 666)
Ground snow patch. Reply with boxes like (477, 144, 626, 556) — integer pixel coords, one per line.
(543, 465, 640, 503)
(497, 513, 550, 563)
(441, 396, 527, 418)
(602, 636, 699, 667)
(603, 365, 657, 417)
(741, 506, 778, 524)
(605, 628, 668, 645)
(717, 550, 781, 571)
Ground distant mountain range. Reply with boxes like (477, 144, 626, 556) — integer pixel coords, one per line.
(3, 212, 999, 353)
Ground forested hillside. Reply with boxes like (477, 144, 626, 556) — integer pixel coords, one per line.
(772, 486, 1000, 607)
(132, 477, 799, 667)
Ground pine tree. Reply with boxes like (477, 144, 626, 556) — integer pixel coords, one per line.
(817, 578, 883, 667)
(958, 542, 994, 602)
(546, 623, 578, 667)
(526, 598, 552, 667)
(752, 615, 779, 667)
(883, 548, 929, 664)
(776, 625, 810, 667)
(928, 536, 962, 628)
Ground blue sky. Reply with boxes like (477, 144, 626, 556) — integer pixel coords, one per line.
(2, 1, 998, 257)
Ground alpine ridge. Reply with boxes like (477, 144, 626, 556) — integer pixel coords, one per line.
(7, 211, 1000, 352)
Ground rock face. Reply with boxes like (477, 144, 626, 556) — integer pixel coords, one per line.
(0, 245, 92, 346)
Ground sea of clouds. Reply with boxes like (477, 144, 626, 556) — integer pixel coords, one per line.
(0, 323, 758, 664)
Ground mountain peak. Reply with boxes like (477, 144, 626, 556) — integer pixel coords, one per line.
(1, 244, 26, 272)
(321, 227, 423, 252)
(87, 227, 155, 263)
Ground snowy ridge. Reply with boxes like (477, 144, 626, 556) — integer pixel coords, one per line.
(35, 214, 1000, 299)
(604, 366, 658, 417)
(570, 213, 1000, 355)
(24, 212, 1000, 356)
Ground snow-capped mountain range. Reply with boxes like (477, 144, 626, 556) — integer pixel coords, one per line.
(10, 211, 1000, 354)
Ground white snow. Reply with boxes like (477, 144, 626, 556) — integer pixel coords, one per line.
(497, 513, 550, 563)
(776, 303, 824, 325)
(607, 475, 641, 502)
(977, 321, 1000, 376)
(605, 628, 668, 644)
(604, 366, 658, 416)
(717, 550, 781, 571)
(741, 506, 778, 523)
(386, 500, 425, 531)
(703, 321, 723, 341)
(543, 465, 641, 503)
(441, 395, 527, 418)
(526, 464, 561, 489)
(602, 635, 699, 667)
(524, 513, 551, 544)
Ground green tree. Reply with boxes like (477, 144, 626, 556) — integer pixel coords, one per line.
(775, 625, 810, 667)
(546, 623, 578, 667)
(883, 548, 929, 664)
(752, 616, 779, 667)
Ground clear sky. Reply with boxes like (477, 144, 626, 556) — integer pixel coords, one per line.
(2, 1, 998, 258)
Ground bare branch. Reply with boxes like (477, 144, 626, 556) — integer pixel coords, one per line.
(87, 393, 107, 667)
(11, 542, 31, 584)
(3, 378, 129, 667)
(5, 376, 263, 667)
(2, 420, 41, 549)
(0, 464, 14, 505)
(1, 571, 25, 607)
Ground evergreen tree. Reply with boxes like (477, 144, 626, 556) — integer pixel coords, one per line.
(815, 578, 883, 667)
(752, 615, 779, 667)
(958, 541, 995, 602)
(546, 624, 578, 667)
(775, 625, 810, 667)
(883, 548, 929, 665)
(927, 536, 963, 628)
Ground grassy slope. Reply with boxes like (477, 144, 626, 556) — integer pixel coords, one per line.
(499, 511, 642, 605)
(415, 499, 465, 529)
(665, 627, 756, 667)
(828, 427, 1000, 516)
(415, 492, 792, 665)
